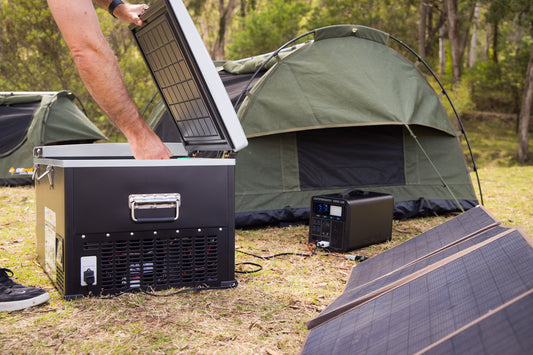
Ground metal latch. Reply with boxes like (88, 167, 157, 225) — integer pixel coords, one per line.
(128, 193, 181, 223)
(33, 165, 55, 188)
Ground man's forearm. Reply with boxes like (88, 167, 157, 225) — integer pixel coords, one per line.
(74, 42, 145, 137)
(47, 0, 171, 159)
(48, 0, 143, 137)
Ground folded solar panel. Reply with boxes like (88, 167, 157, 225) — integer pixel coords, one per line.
(344, 206, 500, 289)
(309, 224, 511, 329)
(302, 207, 533, 354)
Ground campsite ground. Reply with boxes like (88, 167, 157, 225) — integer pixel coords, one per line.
(0, 114, 531, 354)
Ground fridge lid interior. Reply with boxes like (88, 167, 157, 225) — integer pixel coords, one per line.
(130, 0, 247, 153)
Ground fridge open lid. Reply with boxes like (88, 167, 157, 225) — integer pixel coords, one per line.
(130, 0, 247, 153)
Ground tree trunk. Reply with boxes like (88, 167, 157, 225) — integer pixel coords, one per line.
(468, 2, 481, 68)
(439, 24, 446, 76)
(444, 0, 461, 84)
(517, 26, 533, 163)
(484, 26, 490, 61)
(444, 0, 475, 84)
(513, 14, 524, 56)
(426, 4, 446, 58)
(211, 0, 237, 60)
(492, 21, 499, 63)
(419, 1, 428, 57)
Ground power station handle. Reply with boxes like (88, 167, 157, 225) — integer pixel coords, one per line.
(128, 193, 181, 223)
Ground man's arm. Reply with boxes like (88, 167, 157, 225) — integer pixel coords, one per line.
(47, 0, 172, 159)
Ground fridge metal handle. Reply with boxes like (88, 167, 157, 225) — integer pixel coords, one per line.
(128, 193, 181, 223)
(33, 165, 55, 188)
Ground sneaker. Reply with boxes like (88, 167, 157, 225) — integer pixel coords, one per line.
(0, 268, 50, 312)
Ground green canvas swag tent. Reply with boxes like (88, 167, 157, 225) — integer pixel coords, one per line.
(0, 91, 106, 186)
(148, 25, 479, 227)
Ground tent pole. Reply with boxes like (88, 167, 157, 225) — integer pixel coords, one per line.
(141, 91, 159, 118)
(234, 30, 315, 110)
(390, 35, 484, 206)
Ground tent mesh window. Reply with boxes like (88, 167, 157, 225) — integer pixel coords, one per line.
(297, 126, 405, 189)
(0, 101, 40, 156)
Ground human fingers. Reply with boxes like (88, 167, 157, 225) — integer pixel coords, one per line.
(116, 3, 149, 26)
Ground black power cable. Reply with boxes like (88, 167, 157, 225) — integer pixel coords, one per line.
(235, 243, 368, 275)
(235, 262, 263, 274)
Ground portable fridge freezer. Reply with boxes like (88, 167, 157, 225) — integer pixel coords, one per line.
(34, 145, 238, 299)
(34, 0, 247, 299)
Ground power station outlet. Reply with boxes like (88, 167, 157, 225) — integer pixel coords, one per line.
(80, 256, 97, 286)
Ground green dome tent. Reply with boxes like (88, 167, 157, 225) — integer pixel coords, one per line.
(0, 91, 106, 186)
(148, 25, 480, 227)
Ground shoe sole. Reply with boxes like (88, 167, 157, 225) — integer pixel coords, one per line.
(0, 292, 50, 312)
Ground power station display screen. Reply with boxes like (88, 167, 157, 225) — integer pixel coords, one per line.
(314, 203, 342, 217)
(330, 205, 342, 217)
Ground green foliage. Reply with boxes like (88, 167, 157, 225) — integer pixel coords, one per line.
(226, 0, 312, 59)
(511, 0, 533, 24)
(306, 0, 418, 41)
(443, 79, 475, 119)
(0, 1, 156, 141)
(463, 35, 532, 113)
(462, 113, 521, 167)
(486, 0, 511, 26)
(185, 0, 208, 16)
(0, 1, 78, 91)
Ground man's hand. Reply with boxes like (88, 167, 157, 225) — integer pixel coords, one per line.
(128, 127, 173, 160)
(113, 2, 149, 26)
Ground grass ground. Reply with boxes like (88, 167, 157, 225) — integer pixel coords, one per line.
(0, 114, 531, 354)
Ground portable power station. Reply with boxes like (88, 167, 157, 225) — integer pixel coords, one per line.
(309, 190, 394, 252)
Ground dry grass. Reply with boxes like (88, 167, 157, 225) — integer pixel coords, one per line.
(0, 186, 452, 354)
(1, 113, 532, 354)
(1, 174, 531, 353)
